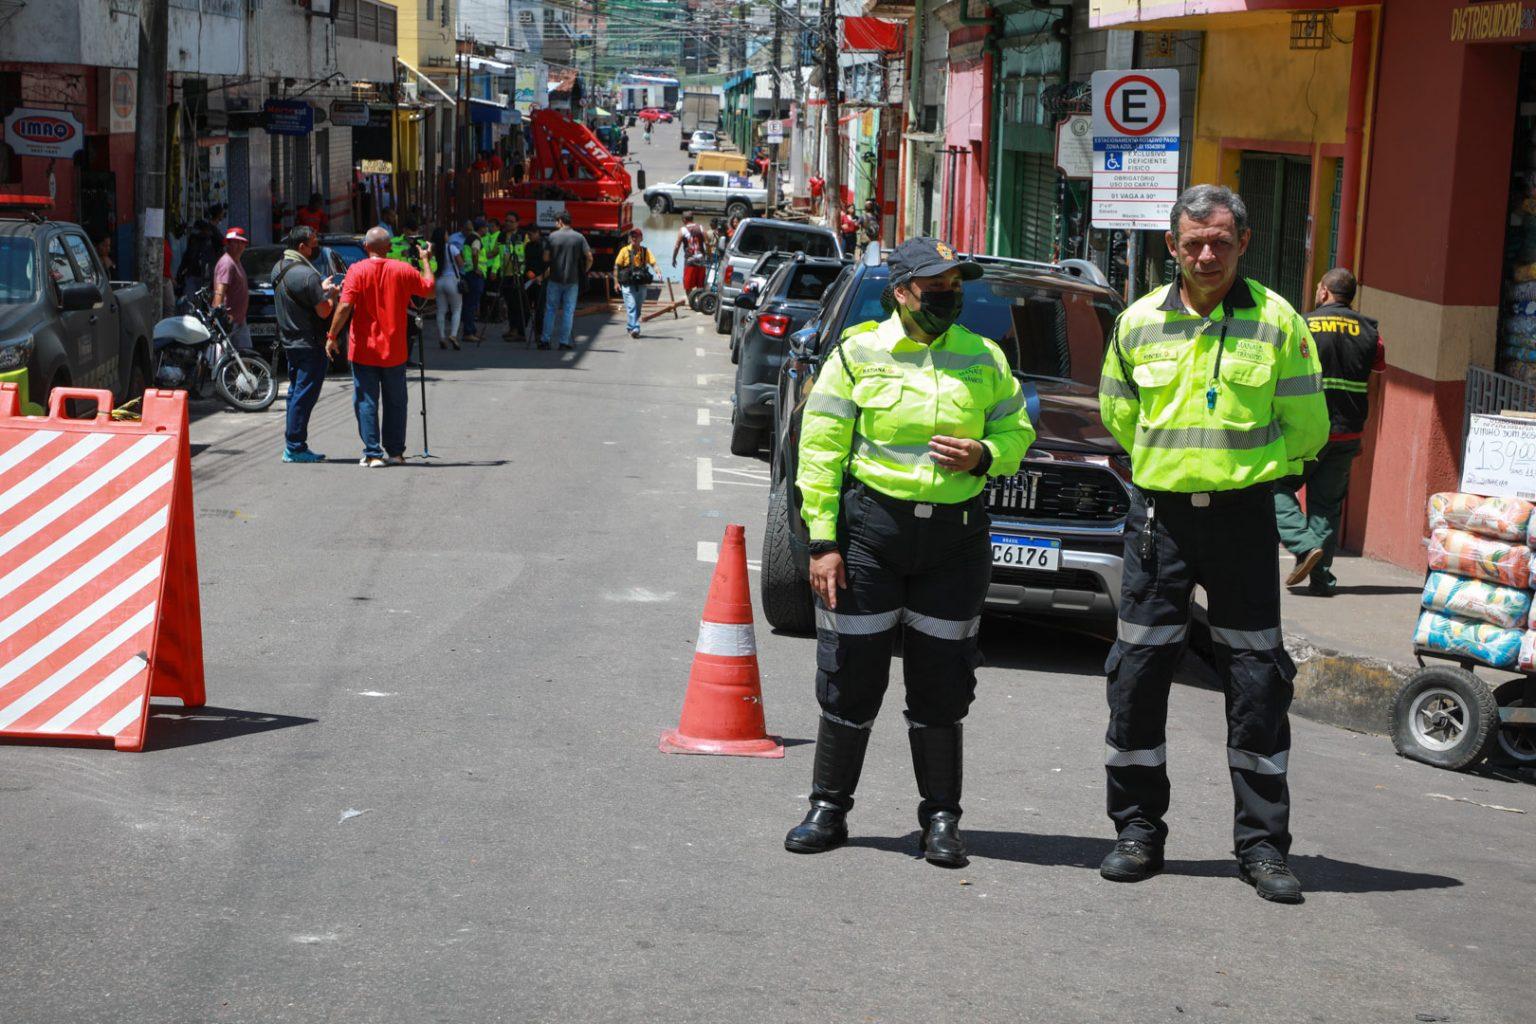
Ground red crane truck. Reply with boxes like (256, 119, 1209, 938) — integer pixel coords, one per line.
(483, 109, 635, 271)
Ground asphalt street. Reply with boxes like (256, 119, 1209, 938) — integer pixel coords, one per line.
(2, 130, 1532, 1024)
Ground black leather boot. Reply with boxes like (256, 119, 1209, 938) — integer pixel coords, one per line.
(1239, 854, 1305, 904)
(1099, 838, 1165, 882)
(785, 717, 871, 854)
(910, 723, 968, 867)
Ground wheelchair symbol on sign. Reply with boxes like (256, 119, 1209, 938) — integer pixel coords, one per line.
(1104, 151, 1123, 171)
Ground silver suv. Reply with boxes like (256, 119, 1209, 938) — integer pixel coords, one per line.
(712, 218, 841, 335)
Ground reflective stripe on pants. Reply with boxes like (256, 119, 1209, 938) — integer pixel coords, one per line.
(814, 484, 991, 731)
(1106, 484, 1296, 859)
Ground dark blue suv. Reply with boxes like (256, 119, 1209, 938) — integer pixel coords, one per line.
(759, 254, 1130, 634)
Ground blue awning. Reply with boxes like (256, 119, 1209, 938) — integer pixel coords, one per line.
(468, 97, 513, 125)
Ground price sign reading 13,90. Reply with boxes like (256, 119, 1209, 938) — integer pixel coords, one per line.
(1461, 414, 1536, 501)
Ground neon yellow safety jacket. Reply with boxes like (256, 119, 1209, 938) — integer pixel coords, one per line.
(1098, 278, 1329, 492)
(797, 312, 1036, 542)
(481, 230, 501, 275)
(502, 236, 525, 276)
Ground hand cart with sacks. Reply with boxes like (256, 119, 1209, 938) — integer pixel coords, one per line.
(1394, 482, 1536, 771)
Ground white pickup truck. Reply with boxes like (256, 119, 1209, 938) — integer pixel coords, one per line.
(642, 171, 767, 221)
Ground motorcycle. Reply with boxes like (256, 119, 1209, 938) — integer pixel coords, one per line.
(153, 290, 278, 412)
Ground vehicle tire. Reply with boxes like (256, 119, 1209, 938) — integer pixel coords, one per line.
(1390, 666, 1499, 771)
(725, 199, 752, 221)
(714, 305, 733, 336)
(124, 345, 151, 406)
(213, 352, 279, 412)
(1491, 679, 1536, 766)
(698, 291, 718, 317)
(729, 405, 763, 457)
(649, 194, 671, 215)
(730, 331, 740, 364)
(762, 480, 816, 635)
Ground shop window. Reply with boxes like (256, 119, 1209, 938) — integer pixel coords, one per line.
(1237, 152, 1311, 311)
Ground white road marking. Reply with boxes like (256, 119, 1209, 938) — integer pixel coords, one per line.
(695, 325, 704, 335)
(695, 347, 708, 357)
(696, 457, 713, 490)
(715, 467, 769, 480)
(714, 479, 769, 488)
(603, 587, 676, 603)
(696, 374, 711, 386)
(696, 408, 710, 426)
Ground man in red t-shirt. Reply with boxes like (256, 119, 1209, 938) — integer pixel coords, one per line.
(325, 227, 434, 466)
(295, 192, 330, 233)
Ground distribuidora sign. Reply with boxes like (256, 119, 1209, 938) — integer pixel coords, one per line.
(4, 107, 84, 159)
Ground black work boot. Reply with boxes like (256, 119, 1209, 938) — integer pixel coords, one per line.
(1099, 838, 1165, 882)
(910, 723, 968, 868)
(1239, 854, 1305, 904)
(785, 718, 871, 854)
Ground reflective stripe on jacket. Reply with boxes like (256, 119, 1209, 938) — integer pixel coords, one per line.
(797, 312, 1036, 543)
(1098, 278, 1329, 492)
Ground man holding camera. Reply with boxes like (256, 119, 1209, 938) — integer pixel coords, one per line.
(613, 228, 656, 338)
(325, 227, 435, 467)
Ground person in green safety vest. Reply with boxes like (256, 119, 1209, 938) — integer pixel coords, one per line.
(785, 236, 1034, 869)
(387, 215, 425, 265)
(478, 218, 503, 325)
(499, 212, 528, 342)
(1095, 184, 1328, 904)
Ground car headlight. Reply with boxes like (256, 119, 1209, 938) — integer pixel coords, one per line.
(0, 336, 34, 373)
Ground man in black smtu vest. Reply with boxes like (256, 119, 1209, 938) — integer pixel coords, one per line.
(1275, 267, 1384, 596)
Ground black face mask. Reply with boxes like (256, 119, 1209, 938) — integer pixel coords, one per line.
(908, 286, 963, 335)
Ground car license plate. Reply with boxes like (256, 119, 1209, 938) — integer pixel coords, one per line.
(990, 533, 1060, 571)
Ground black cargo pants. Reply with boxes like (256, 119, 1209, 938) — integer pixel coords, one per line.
(1106, 484, 1296, 860)
(815, 482, 992, 732)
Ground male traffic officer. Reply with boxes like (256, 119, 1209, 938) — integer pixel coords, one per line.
(1274, 266, 1384, 595)
(1097, 185, 1329, 903)
(498, 213, 529, 343)
(786, 237, 1035, 867)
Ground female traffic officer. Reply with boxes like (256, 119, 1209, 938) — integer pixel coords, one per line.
(784, 237, 1035, 867)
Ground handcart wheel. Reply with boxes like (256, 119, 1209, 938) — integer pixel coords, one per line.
(1390, 665, 1499, 770)
(1492, 680, 1536, 765)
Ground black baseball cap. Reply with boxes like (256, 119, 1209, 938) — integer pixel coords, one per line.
(887, 236, 983, 287)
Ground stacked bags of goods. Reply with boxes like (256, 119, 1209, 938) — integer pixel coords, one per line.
(1418, 493, 1536, 668)
(1498, 161, 1536, 382)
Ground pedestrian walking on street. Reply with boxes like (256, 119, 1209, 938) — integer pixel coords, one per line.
(785, 237, 1035, 867)
(325, 227, 435, 467)
(857, 200, 882, 255)
(1274, 267, 1385, 596)
(674, 211, 707, 295)
(273, 226, 341, 463)
(460, 218, 487, 344)
(541, 212, 592, 351)
(212, 226, 253, 351)
(838, 208, 858, 256)
(430, 226, 464, 350)
(1097, 184, 1329, 903)
(614, 228, 657, 338)
(522, 223, 548, 343)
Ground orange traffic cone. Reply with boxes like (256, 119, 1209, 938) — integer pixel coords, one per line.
(661, 524, 784, 758)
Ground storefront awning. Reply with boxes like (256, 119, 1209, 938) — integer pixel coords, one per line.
(396, 57, 456, 106)
(468, 97, 515, 125)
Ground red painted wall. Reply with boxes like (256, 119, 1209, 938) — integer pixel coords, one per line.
(1352, 1, 1522, 568)
(1362, 0, 1519, 307)
(944, 40, 991, 254)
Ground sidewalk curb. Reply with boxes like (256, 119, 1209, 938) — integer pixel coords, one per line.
(1283, 630, 1412, 735)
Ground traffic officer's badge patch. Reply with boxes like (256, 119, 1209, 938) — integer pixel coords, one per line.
(1301, 337, 1310, 358)
(936, 242, 956, 260)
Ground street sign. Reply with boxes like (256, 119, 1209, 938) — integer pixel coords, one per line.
(3, 107, 84, 159)
(263, 99, 314, 137)
(1090, 69, 1180, 230)
(766, 120, 783, 144)
(1055, 114, 1092, 179)
(329, 100, 370, 127)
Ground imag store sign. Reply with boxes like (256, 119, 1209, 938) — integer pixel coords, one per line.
(4, 108, 84, 159)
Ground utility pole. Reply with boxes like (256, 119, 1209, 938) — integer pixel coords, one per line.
(588, 0, 599, 121)
(133, 0, 169, 288)
(768, 0, 783, 210)
(820, 0, 841, 233)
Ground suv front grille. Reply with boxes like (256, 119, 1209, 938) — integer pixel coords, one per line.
(990, 565, 1105, 592)
(985, 462, 1129, 523)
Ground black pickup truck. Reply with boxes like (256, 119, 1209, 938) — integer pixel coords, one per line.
(0, 215, 158, 413)
(758, 254, 1129, 633)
